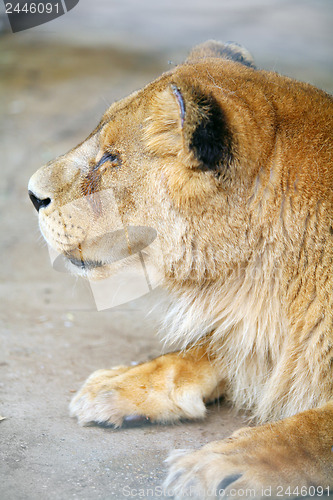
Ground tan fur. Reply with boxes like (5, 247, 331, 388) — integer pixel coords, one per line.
(29, 41, 333, 497)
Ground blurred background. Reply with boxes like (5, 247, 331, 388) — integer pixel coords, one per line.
(0, 1, 332, 499)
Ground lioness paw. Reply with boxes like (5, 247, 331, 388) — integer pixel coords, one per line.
(69, 353, 218, 427)
(164, 419, 331, 499)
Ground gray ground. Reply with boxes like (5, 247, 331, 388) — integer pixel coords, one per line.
(0, 1, 332, 499)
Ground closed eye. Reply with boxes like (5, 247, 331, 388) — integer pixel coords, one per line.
(97, 151, 121, 169)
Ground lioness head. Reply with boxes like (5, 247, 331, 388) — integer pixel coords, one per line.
(28, 41, 333, 296)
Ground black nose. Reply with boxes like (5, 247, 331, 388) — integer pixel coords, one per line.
(28, 190, 51, 212)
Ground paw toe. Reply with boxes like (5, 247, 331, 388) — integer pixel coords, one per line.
(69, 389, 124, 427)
(164, 449, 206, 499)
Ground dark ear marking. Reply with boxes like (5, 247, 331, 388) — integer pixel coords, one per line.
(189, 89, 233, 170)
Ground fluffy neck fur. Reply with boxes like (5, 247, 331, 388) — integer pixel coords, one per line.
(160, 244, 332, 423)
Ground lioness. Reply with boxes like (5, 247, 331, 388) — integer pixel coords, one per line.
(28, 41, 332, 498)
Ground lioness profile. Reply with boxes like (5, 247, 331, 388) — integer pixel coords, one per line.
(28, 41, 332, 498)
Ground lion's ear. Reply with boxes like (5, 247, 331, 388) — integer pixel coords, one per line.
(186, 40, 255, 69)
(145, 84, 233, 171)
(171, 84, 233, 170)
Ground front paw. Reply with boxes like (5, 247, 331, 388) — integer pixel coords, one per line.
(164, 415, 331, 499)
(69, 354, 209, 427)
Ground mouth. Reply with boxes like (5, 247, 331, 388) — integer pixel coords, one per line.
(63, 226, 158, 272)
(53, 226, 159, 276)
(67, 255, 104, 270)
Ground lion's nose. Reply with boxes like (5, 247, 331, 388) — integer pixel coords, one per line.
(28, 190, 51, 212)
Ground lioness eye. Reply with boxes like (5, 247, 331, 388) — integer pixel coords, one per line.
(98, 152, 121, 169)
